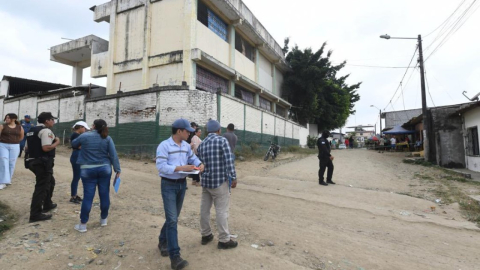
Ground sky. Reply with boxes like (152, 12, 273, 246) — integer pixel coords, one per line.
(1, 0, 479, 133)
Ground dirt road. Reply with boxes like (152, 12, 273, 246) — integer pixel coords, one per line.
(0, 147, 479, 270)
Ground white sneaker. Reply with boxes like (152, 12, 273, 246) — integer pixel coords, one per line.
(0, 184, 6, 190)
(100, 218, 108, 227)
(74, 223, 87, 233)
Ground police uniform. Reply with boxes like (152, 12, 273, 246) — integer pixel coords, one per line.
(26, 121, 57, 221)
(317, 135, 334, 185)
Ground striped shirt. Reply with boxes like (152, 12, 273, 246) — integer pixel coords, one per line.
(197, 133, 236, 189)
(156, 136, 202, 179)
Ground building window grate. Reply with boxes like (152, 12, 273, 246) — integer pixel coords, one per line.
(196, 66, 228, 94)
(235, 85, 254, 104)
(259, 96, 271, 111)
(235, 32, 255, 62)
(276, 106, 286, 117)
(467, 126, 479, 156)
(198, 1, 228, 41)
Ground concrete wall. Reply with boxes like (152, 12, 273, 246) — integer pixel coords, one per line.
(19, 97, 38, 119)
(59, 95, 85, 123)
(275, 67, 283, 96)
(4, 101, 19, 116)
(114, 70, 143, 92)
(258, 53, 272, 92)
(150, 0, 184, 57)
(384, 109, 422, 129)
(0, 80, 8, 97)
(235, 51, 255, 81)
(0, 98, 4, 120)
(86, 98, 117, 127)
(114, 6, 145, 64)
(430, 107, 465, 168)
(91, 52, 109, 78)
(464, 107, 480, 172)
(196, 22, 230, 66)
(148, 63, 184, 87)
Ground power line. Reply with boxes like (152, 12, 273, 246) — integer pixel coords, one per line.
(425, 69, 436, 107)
(383, 46, 419, 111)
(424, 0, 467, 38)
(335, 63, 415, 69)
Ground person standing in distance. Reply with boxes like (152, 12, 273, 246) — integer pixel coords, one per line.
(317, 130, 335, 186)
(197, 120, 238, 249)
(19, 115, 34, 157)
(156, 119, 204, 270)
(26, 112, 59, 222)
(223, 123, 238, 155)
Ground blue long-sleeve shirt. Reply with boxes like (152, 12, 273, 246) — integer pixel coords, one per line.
(156, 136, 202, 179)
(71, 131, 121, 173)
(197, 133, 236, 189)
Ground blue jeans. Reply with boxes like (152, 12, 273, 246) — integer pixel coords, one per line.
(80, 165, 112, 223)
(158, 179, 187, 258)
(70, 151, 81, 197)
(0, 143, 20, 184)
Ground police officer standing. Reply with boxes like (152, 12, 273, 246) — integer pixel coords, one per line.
(26, 112, 59, 222)
(317, 130, 335, 186)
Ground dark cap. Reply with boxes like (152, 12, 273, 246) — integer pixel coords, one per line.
(37, 112, 58, 122)
(24, 115, 31, 119)
(190, 122, 198, 128)
(173, 119, 195, 132)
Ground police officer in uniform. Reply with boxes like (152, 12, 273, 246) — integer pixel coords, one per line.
(317, 130, 335, 186)
(26, 112, 60, 222)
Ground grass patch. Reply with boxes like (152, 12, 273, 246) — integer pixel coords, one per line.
(0, 201, 16, 238)
(235, 142, 264, 160)
(283, 145, 317, 154)
(403, 159, 435, 167)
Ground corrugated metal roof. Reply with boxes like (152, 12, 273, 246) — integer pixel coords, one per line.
(2, 76, 71, 96)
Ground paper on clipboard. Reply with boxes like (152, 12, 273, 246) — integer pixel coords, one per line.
(178, 170, 200, 175)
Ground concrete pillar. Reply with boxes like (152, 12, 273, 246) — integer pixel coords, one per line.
(273, 103, 277, 114)
(228, 25, 235, 69)
(72, 64, 83, 86)
(229, 80, 235, 96)
(255, 48, 260, 83)
(141, 2, 152, 89)
(106, 1, 118, 95)
(255, 93, 260, 106)
(182, 0, 198, 90)
(272, 64, 277, 96)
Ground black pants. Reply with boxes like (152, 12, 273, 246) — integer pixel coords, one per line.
(29, 158, 56, 218)
(318, 158, 334, 182)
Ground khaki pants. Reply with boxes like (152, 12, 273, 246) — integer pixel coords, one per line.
(200, 181, 231, 243)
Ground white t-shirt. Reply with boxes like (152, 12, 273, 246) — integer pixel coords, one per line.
(390, 137, 396, 144)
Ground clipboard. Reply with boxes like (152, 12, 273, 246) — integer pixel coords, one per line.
(114, 176, 121, 193)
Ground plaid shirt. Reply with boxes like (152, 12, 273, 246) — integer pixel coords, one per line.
(197, 133, 236, 189)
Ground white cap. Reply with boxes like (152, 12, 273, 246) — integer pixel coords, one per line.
(72, 121, 90, 130)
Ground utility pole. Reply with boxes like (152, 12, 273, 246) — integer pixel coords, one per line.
(379, 109, 382, 135)
(417, 34, 429, 162)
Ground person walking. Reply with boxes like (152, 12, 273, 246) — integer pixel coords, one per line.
(223, 123, 238, 153)
(317, 130, 335, 186)
(69, 121, 90, 204)
(25, 112, 59, 222)
(344, 137, 349, 149)
(19, 115, 34, 157)
(156, 119, 204, 270)
(71, 119, 121, 233)
(0, 113, 24, 189)
(197, 119, 238, 250)
(390, 136, 397, 152)
(190, 127, 202, 186)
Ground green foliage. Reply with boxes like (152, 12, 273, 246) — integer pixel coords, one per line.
(0, 201, 16, 238)
(307, 135, 317, 149)
(282, 41, 361, 131)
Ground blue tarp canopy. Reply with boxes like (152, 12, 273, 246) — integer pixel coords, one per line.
(383, 125, 415, 134)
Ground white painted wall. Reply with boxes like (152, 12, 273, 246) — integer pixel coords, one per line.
(285, 121, 293, 139)
(0, 98, 4, 121)
(464, 107, 480, 172)
(60, 96, 85, 122)
(37, 100, 59, 119)
(4, 101, 20, 116)
(276, 117, 285, 137)
(159, 90, 217, 127)
(299, 125, 308, 146)
(263, 112, 275, 135)
(86, 98, 117, 127)
(258, 53, 272, 92)
(114, 70, 143, 92)
(245, 106, 261, 133)
(275, 67, 283, 96)
(0, 80, 8, 97)
(119, 92, 157, 124)
(235, 51, 255, 82)
(196, 22, 230, 66)
(148, 63, 183, 87)
(19, 97, 38, 119)
(220, 96, 244, 130)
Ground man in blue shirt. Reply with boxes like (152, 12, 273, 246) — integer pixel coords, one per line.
(156, 118, 204, 270)
(197, 119, 238, 249)
(19, 115, 34, 157)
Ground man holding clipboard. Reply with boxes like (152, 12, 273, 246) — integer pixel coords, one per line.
(155, 118, 204, 270)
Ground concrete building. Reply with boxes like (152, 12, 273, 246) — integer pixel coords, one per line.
(382, 108, 422, 130)
(455, 100, 480, 172)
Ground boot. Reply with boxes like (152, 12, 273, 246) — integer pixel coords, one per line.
(319, 180, 328, 186)
(326, 180, 336, 184)
(170, 256, 189, 270)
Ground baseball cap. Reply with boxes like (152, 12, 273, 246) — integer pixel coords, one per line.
(207, 119, 221, 132)
(172, 119, 195, 132)
(24, 115, 31, 119)
(37, 112, 58, 122)
(72, 121, 91, 130)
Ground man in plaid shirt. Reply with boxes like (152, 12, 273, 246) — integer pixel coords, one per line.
(197, 119, 238, 249)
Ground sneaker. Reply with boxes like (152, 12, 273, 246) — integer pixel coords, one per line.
(70, 197, 81, 204)
(29, 213, 52, 223)
(319, 181, 328, 186)
(42, 203, 57, 213)
(158, 241, 168, 257)
(217, 239, 238, 249)
(74, 223, 87, 233)
(100, 218, 108, 227)
(75, 196, 83, 202)
(201, 234, 214, 245)
(326, 180, 336, 185)
(170, 256, 188, 270)
(0, 184, 5, 190)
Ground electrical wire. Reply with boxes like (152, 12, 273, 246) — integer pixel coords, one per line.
(425, 69, 436, 107)
(424, 0, 467, 38)
(383, 46, 419, 111)
(343, 64, 416, 69)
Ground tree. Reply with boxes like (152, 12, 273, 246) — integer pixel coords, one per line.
(282, 40, 361, 132)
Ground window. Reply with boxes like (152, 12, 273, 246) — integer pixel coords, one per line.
(235, 32, 255, 62)
(259, 97, 271, 111)
(467, 127, 479, 156)
(235, 85, 254, 104)
(276, 106, 286, 117)
(196, 66, 228, 94)
(198, 1, 228, 41)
